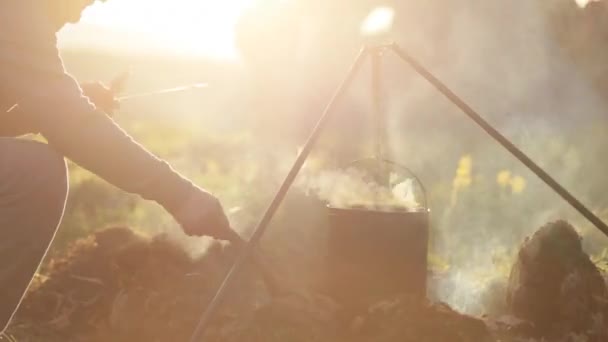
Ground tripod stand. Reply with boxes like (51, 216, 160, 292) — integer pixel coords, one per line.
(189, 42, 608, 342)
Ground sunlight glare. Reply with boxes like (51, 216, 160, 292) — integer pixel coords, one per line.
(360, 6, 395, 36)
(574, 0, 597, 7)
(72, 0, 258, 60)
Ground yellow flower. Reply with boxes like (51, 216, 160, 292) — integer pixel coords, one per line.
(451, 155, 474, 206)
(497, 170, 511, 188)
(510, 176, 526, 194)
(456, 155, 473, 177)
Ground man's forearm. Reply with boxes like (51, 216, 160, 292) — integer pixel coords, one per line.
(36, 106, 196, 212)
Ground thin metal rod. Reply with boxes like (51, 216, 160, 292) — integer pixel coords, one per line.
(117, 83, 208, 101)
(189, 47, 369, 342)
(372, 47, 384, 160)
(390, 43, 608, 238)
(371, 46, 391, 187)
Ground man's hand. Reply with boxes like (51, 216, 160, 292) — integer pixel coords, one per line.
(170, 188, 241, 242)
(80, 82, 120, 116)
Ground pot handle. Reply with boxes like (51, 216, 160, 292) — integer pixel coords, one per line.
(344, 157, 429, 211)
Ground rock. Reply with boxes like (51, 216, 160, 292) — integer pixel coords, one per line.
(506, 220, 608, 338)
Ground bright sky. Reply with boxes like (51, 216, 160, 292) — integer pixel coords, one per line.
(59, 0, 257, 60)
(575, 0, 599, 7)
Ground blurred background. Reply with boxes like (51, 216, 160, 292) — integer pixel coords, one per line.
(51, 0, 608, 315)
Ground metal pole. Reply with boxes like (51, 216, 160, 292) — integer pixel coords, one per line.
(372, 47, 384, 160)
(117, 83, 208, 101)
(371, 46, 391, 187)
(390, 43, 608, 238)
(189, 47, 369, 342)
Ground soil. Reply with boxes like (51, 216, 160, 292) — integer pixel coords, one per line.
(7, 227, 264, 342)
(5, 221, 608, 342)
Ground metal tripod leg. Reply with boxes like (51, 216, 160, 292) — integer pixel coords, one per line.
(389, 42, 608, 238)
(189, 47, 370, 342)
(190, 40, 608, 342)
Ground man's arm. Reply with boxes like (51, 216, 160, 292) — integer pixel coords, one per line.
(0, 32, 235, 240)
(1, 44, 192, 207)
(1, 80, 120, 138)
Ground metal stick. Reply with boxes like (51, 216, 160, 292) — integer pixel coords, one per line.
(117, 83, 208, 101)
(6, 104, 17, 113)
(371, 45, 392, 187)
(188, 47, 369, 342)
(372, 47, 385, 161)
(390, 43, 608, 237)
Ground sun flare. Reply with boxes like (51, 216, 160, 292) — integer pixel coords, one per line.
(61, 0, 257, 60)
(360, 6, 395, 36)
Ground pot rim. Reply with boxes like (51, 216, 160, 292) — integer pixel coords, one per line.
(325, 204, 430, 214)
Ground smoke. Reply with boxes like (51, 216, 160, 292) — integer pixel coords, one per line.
(296, 166, 420, 211)
(369, 0, 608, 315)
(58, 0, 608, 318)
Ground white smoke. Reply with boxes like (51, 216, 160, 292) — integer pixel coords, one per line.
(297, 167, 420, 211)
(375, 0, 608, 315)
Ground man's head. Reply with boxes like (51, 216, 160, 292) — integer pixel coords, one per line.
(48, 0, 105, 30)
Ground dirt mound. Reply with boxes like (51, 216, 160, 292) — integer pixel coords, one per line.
(8, 227, 264, 342)
(6, 226, 496, 342)
(217, 292, 342, 342)
(348, 297, 493, 342)
(506, 220, 608, 340)
(216, 294, 493, 342)
(8, 222, 606, 341)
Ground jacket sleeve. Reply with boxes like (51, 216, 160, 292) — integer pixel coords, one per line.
(0, 38, 197, 213)
(0, 106, 32, 137)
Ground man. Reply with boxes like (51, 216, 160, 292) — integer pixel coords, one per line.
(0, 0, 239, 332)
